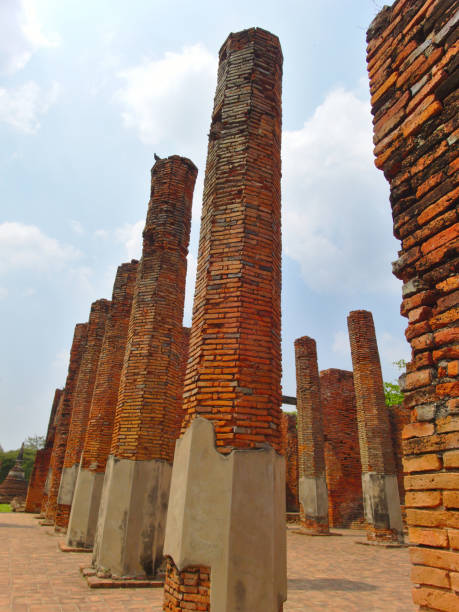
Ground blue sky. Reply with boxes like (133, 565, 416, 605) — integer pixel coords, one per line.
(0, 0, 408, 450)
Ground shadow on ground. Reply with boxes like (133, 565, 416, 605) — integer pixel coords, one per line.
(288, 578, 378, 591)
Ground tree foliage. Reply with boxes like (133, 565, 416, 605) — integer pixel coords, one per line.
(0, 446, 37, 484)
(384, 359, 406, 407)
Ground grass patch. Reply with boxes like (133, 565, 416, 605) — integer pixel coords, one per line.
(0, 504, 11, 512)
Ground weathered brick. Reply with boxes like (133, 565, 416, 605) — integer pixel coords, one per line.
(403, 453, 442, 472)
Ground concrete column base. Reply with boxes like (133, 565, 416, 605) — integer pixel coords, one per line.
(57, 464, 79, 506)
(92, 455, 172, 578)
(362, 472, 403, 542)
(66, 468, 105, 549)
(298, 475, 329, 533)
(164, 417, 287, 612)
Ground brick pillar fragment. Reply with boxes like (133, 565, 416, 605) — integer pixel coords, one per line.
(295, 336, 329, 534)
(367, 1, 459, 606)
(66, 260, 138, 549)
(92, 155, 197, 579)
(44, 322, 88, 521)
(348, 310, 403, 542)
(41, 392, 64, 515)
(55, 298, 111, 531)
(320, 369, 363, 528)
(280, 412, 299, 512)
(163, 28, 286, 612)
(25, 388, 63, 513)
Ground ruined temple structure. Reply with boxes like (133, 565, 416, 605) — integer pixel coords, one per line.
(92, 155, 197, 580)
(280, 411, 299, 513)
(295, 336, 330, 534)
(40, 392, 64, 515)
(55, 299, 111, 532)
(66, 260, 138, 549)
(367, 0, 458, 607)
(163, 28, 286, 611)
(348, 310, 403, 543)
(320, 369, 363, 528)
(44, 322, 88, 521)
(0, 444, 28, 503)
(25, 388, 63, 513)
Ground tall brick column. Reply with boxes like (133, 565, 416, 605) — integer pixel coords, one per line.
(44, 322, 88, 521)
(66, 261, 138, 549)
(55, 298, 111, 532)
(295, 336, 329, 534)
(347, 310, 403, 542)
(280, 412, 299, 512)
(367, 1, 459, 607)
(93, 156, 197, 579)
(41, 392, 64, 515)
(25, 388, 63, 513)
(320, 369, 363, 527)
(163, 28, 286, 612)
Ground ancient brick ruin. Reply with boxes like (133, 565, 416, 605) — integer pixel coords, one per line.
(280, 411, 299, 513)
(367, 0, 458, 606)
(295, 336, 329, 534)
(93, 155, 197, 580)
(320, 369, 363, 528)
(163, 28, 285, 611)
(0, 444, 28, 504)
(25, 388, 63, 513)
(66, 260, 138, 549)
(44, 322, 88, 521)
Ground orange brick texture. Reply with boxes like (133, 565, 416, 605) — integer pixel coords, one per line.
(320, 369, 364, 528)
(280, 411, 299, 512)
(44, 322, 88, 521)
(347, 310, 399, 542)
(41, 392, 64, 514)
(388, 402, 410, 519)
(295, 336, 329, 533)
(164, 28, 283, 610)
(110, 155, 197, 464)
(55, 299, 111, 529)
(173, 327, 191, 442)
(367, 0, 459, 606)
(25, 388, 63, 513)
(80, 261, 138, 474)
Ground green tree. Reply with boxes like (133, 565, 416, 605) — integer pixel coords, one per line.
(384, 359, 406, 407)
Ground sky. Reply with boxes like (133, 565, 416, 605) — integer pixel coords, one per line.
(0, 0, 409, 451)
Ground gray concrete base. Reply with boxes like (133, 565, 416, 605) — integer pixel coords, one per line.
(164, 417, 287, 612)
(92, 456, 172, 578)
(44, 468, 52, 495)
(298, 475, 329, 527)
(57, 464, 79, 506)
(66, 468, 105, 549)
(362, 472, 403, 534)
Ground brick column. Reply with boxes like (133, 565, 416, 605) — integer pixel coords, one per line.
(295, 336, 329, 534)
(93, 156, 197, 579)
(367, 0, 458, 606)
(66, 261, 138, 549)
(280, 412, 299, 512)
(173, 327, 191, 440)
(44, 322, 88, 521)
(25, 388, 63, 513)
(41, 392, 64, 515)
(320, 369, 363, 528)
(347, 310, 402, 542)
(163, 28, 286, 612)
(55, 298, 111, 532)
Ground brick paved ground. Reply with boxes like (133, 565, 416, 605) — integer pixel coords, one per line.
(0, 513, 414, 611)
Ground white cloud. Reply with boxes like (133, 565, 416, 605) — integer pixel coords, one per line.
(0, 0, 58, 75)
(0, 80, 59, 133)
(115, 44, 216, 157)
(115, 220, 143, 260)
(282, 83, 400, 295)
(69, 219, 84, 235)
(0, 221, 80, 273)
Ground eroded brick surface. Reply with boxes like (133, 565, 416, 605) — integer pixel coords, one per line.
(44, 322, 88, 520)
(281, 412, 299, 512)
(367, 0, 459, 606)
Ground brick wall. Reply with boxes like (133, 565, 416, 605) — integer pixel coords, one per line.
(173, 327, 191, 443)
(80, 261, 138, 474)
(45, 322, 88, 520)
(164, 28, 283, 610)
(110, 155, 197, 464)
(367, 0, 459, 606)
(41, 392, 64, 514)
(320, 369, 363, 528)
(280, 411, 299, 512)
(388, 402, 411, 512)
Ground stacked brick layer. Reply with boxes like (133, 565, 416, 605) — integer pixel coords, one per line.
(45, 322, 88, 520)
(367, 0, 459, 607)
(165, 28, 284, 609)
(280, 411, 299, 512)
(320, 369, 363, 528)
(180, 28, 283, 455)
(80, 261, 138, 473)
(55, 299, 111, 528)
(164, 560, 210, 612)
(388, 402, 411, 512)
(110, 155, 197, 464)
(41, 392, 64, 514)
(25, 388, 63, 513)
(173, 327, 191, 442)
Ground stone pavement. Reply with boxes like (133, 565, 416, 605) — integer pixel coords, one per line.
(0, 513, 415, 611)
